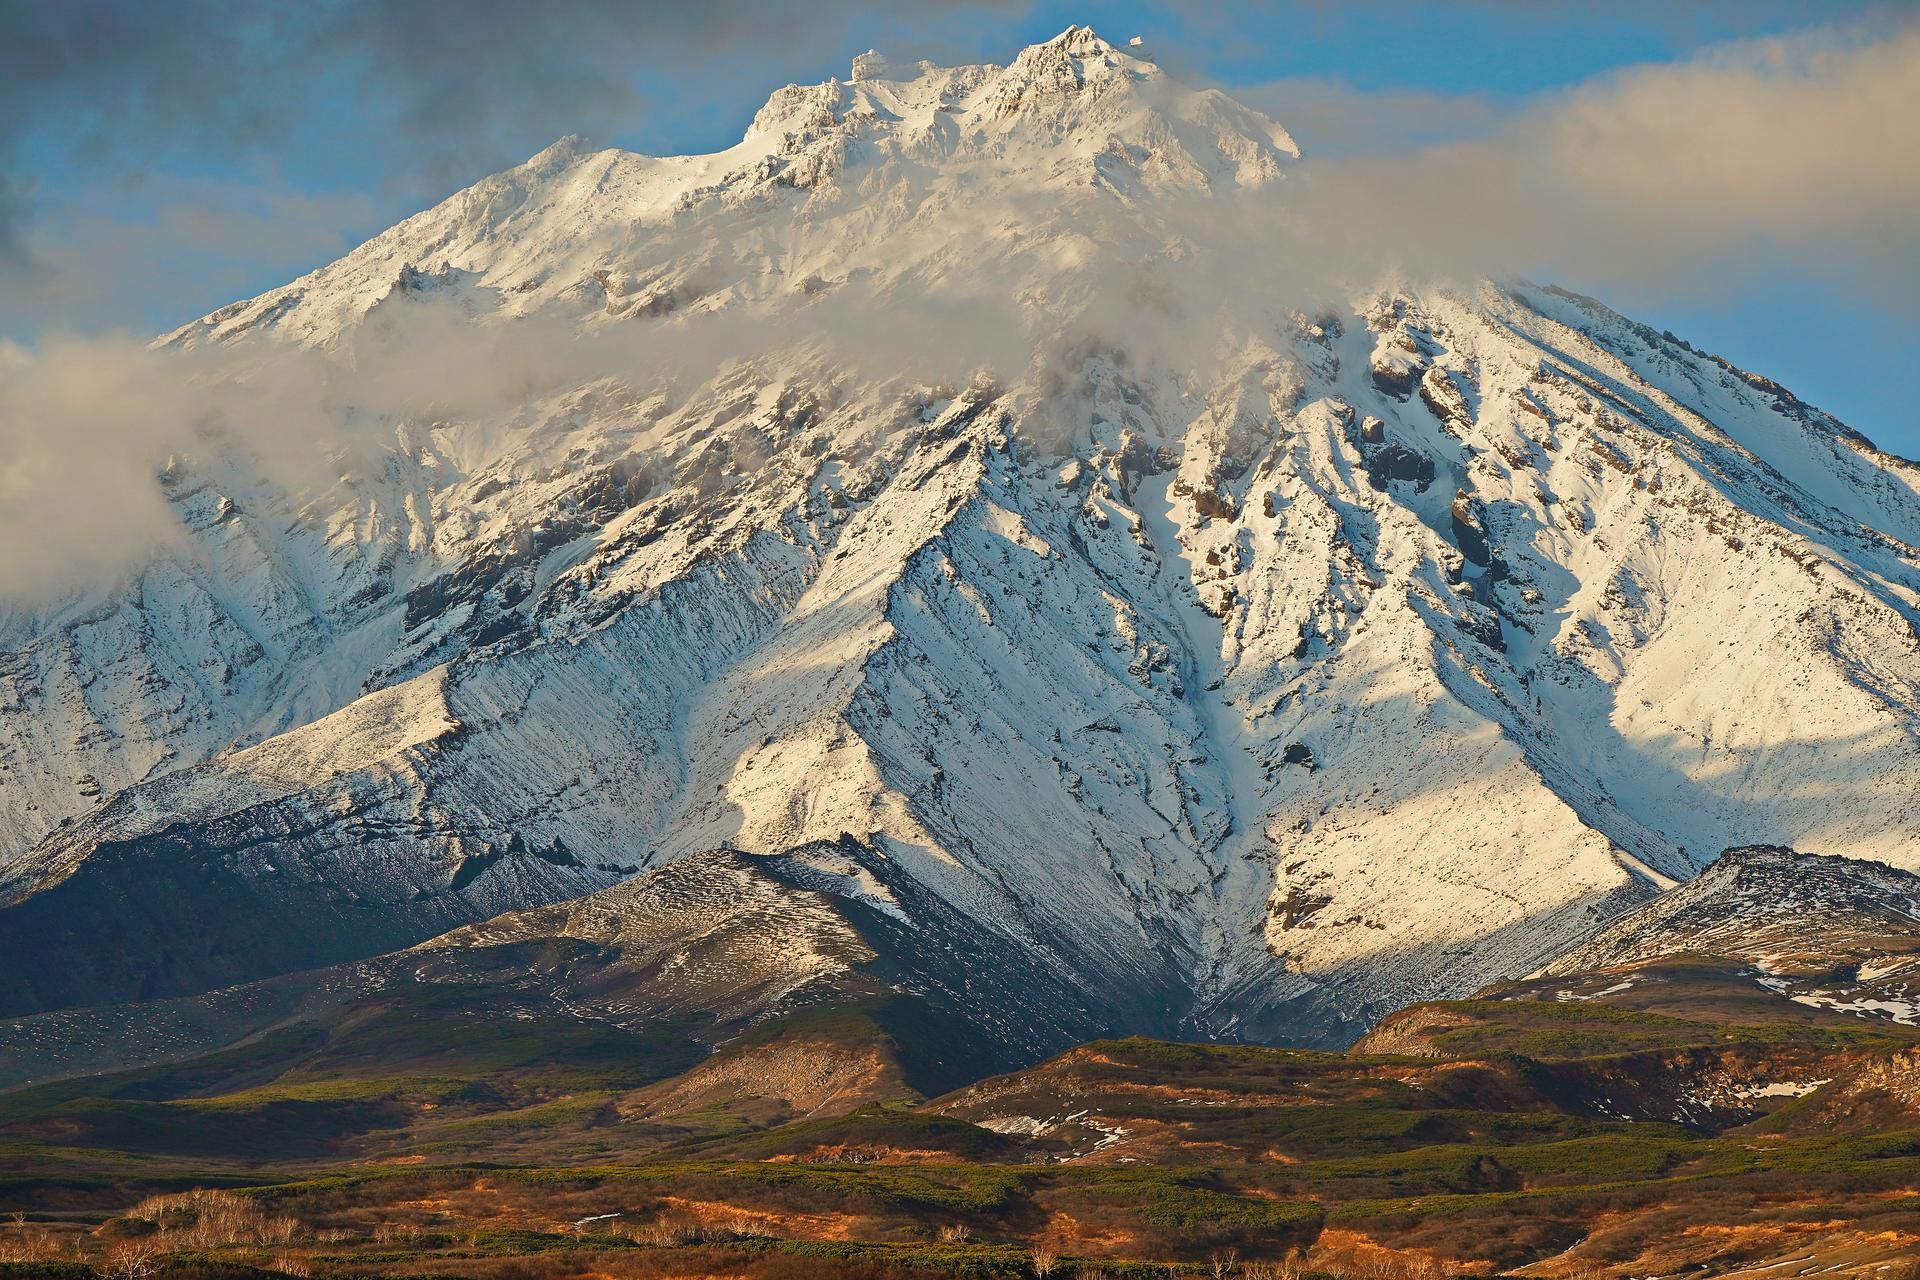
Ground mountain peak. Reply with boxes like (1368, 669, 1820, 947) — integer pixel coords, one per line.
(1039, 23, 1119, 55)
(1024, 23, 1150, 60)
(999, 21, 1155, 85)
(522, 133, 588, 174)
(974, 22, 1168, 131)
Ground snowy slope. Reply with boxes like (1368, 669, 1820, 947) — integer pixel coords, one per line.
(4, 27, 1920, 1044)
(1534, 845, 1920, 1026)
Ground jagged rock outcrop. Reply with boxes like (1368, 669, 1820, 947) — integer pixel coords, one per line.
(1532, 845, 1920, 1026)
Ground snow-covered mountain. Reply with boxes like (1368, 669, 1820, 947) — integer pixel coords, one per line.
(5, 26, 1920, 1048)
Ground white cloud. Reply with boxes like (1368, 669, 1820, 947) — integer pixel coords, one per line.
(1239, 79, 1506, 155)
(1283, 19, 1920, 311)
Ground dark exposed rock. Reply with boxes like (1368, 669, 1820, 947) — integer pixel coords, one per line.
(1281, 742, 1315, 770)
(1458, 602, 1505, 652)
(572, 457, 664, 520)
(403, 457, 663, 632)
(536, 836, 582, 868)
(1419, 366, 1472, 433)
(1469, 558, 1510, 606)
(449, 843, 508, 892)
(1365, 445, 1435, 492)
(465, 608, 536, 651)
(1192, 487, 1238, 521)
(1272, 884, 1334, 929)
(1219, 410, 1273, 480)
(1451, 490, 1492, 566)
(403, 547, 525, 630)
(1369, 360, 1417, 399)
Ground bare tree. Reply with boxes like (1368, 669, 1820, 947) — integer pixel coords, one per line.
(103, 1239, 162, 1280)
(125, 1189, 296, 1250)
(0, 1212, 62, 1264)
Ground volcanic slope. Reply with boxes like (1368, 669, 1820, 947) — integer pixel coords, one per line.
(5, 28, 1920, 1046)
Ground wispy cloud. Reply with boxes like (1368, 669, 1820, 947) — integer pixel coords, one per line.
(1237, 80, 1506, 155)
(1277, 17, 1920, 312)
(0, 182, 375, 336)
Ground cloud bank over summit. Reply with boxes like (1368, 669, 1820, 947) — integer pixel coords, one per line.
(1, 11, 1915, 601)
(1263, 18, 1920, 314)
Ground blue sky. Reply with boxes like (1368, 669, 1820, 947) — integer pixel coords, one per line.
(2, 0, 1912, 449)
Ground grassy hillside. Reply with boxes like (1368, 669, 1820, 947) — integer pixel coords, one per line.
(4, 960, 1920, 1279)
